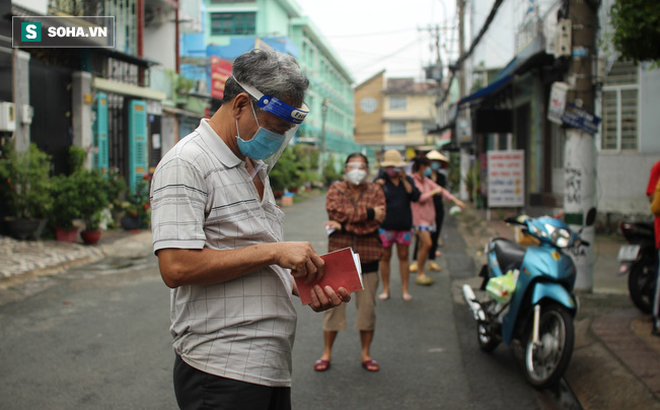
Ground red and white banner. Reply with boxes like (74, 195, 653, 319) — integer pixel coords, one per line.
(211, 56, 232, 100)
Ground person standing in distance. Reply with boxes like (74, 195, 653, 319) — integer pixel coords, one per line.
(374, 149, 421, 301)
(150, 49, 351, 410)
(410, 156, 465, 286)
(317, 153, 386, 372)
(410, 149, 450, 273)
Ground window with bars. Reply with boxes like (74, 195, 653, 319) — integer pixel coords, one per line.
(389, 96, 407, 110)
(210, 12, 256, 35)
(389, 121, 407, 136)
(601, 61, 639, 151)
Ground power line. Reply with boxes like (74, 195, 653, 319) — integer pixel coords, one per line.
(325, 27, 417, 38)
(353, 37, 422, 73)
(439, 0, 506, 106)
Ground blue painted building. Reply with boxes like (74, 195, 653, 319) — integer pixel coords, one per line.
(180, 0, 372, 168)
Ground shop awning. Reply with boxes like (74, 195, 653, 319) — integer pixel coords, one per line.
(457, 74, 513, 105)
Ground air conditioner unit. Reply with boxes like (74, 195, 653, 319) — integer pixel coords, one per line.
(0, 102, 16, 132)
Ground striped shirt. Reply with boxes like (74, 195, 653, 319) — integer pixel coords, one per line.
(150, 119, 297, 387)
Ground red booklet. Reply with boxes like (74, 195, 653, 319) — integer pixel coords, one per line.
(295, 247, 363, 305)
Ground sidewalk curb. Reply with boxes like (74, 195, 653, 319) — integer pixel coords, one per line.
(0, 230, 153, 290)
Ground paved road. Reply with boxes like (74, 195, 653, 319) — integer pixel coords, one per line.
(287, 194, 555, 409)
(0, 192, 559, 409)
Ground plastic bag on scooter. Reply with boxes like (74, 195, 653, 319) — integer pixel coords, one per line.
(486, 269, 520, 304)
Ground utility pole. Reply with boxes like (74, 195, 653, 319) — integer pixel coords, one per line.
(563, 0, 598, 292)
(457, 0, 470, 202)
(420, 24, 443, 146)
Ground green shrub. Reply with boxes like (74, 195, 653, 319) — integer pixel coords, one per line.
(0, 142, 53, 219)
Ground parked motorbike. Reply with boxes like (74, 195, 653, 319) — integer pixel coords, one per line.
(617, 221, 658, 314)
(462, 211, 594, 389)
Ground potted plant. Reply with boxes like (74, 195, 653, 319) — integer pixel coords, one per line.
(75, 168, 110, 244)
(105, 168, 128, 228)
(50, 172, 84, 241)
(120, 174, 151, 231)
(49, 147, 109, 242)
(0, 142, 53, 240)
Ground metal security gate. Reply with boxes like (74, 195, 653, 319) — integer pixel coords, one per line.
(107, 92, 126, 177)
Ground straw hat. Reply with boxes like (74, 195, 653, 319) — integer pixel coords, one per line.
(380, 149, 407, 167)
(426, 149, 449, 163)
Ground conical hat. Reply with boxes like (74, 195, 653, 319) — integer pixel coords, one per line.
(427, 150, 449, 163)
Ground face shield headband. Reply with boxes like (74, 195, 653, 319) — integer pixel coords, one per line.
(233, 77, 309, 176)
(232, 77, 309, 124)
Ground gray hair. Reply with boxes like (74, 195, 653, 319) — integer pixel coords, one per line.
(222, 49, 309, 108)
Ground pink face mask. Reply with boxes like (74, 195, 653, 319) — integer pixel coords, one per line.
(385, 168, 400, 178)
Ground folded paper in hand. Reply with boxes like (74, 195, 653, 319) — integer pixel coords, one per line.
(295, 247, 363, 305)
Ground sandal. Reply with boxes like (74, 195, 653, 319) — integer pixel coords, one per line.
(428, 261, 442, 271)
(402, 293, 413, 302)
(378, 292, 390, 301)
(362, 359, 379, 372)
(314, 359, 331, 372)
(415, 276, 435, 286)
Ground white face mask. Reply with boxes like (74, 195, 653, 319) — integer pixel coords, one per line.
(346, 169, 368, 185)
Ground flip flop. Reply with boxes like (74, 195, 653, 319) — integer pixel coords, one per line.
(402, 293, 413, 302)
(415, 276, 435, 286)
(314, 359, 331, 372)
(362, 359, 379, 372)
(378, 292, 390, 301)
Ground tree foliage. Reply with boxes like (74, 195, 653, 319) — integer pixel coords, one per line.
(610, 0, 660, 63)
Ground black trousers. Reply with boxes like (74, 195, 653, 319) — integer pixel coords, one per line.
(173, 355, 291, 410)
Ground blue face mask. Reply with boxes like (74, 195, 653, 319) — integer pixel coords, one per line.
(424, 168, 432, 177)
(431, 162, 441, 171)
(236, 103, 286, 160)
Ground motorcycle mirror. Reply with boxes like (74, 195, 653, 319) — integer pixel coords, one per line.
(585, 207, 597, 227)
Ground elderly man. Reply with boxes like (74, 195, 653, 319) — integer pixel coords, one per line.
(150, 49, 350, 410)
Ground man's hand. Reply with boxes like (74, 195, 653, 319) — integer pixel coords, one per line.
(308, 285, 351, 312)
(375, 178, 385, 186)
(275, 242, 325, 284)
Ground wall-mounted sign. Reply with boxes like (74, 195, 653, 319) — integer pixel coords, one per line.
(211, 56, 232, 100)
(561, 103, 601, 135)
(548, 82, 569, 125)
(487, 150, 525, 207)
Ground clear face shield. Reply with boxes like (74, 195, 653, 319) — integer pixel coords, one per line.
(233, 77, 309, 175)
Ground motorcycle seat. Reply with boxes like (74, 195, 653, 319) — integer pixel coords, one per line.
(492, 238, 526, 271)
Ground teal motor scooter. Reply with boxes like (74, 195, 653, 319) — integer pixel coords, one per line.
(462, 210, 595, 389)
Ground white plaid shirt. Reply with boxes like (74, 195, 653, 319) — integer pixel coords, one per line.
(151, 119, 296, 387)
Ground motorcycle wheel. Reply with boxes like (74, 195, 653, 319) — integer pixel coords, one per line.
(523, 304, 574, 389)
(477, 321, 500, 352)
(628, 258, 656, 314)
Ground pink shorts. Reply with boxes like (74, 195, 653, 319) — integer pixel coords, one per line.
(379, 229, 412, 248)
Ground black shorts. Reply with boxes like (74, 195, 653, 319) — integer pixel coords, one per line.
(173, 354, 291, 410)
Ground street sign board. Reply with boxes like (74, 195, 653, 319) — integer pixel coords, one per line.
(487, 150, 525, 207)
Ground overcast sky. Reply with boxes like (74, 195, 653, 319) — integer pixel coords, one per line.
(295, 0, 458, 85)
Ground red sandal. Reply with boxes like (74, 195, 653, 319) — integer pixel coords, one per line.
(314, 359, 331, 372)
(362, 359, 379, 372)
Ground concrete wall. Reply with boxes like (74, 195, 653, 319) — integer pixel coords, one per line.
(597, 153, 659, 215)
(382, 93, 435, 146)
(640, 66, 660, 153)
(144, 11, 177, 72)
(354, 72, 385, 145)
